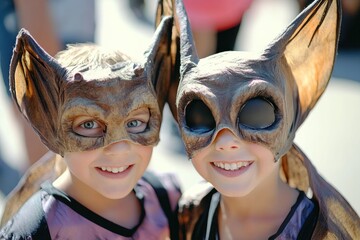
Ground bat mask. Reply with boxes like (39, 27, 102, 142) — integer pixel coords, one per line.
(10, 17, 174, 157)
(175, 0, 338, 161)
(174, 0, 360, 238)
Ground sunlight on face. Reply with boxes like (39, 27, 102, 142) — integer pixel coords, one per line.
(62, 108, 153, 200)
(191, 129, 277, 197)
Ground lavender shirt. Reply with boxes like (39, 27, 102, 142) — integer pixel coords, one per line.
(206, 190, 316, 240)
(41, 172, 181, 239)
(269, 191, 315, 239)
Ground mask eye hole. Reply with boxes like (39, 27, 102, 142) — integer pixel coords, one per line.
(185, 100, 215, 133)
(72, 117, 106, 137)
(238, 97, 275, 129)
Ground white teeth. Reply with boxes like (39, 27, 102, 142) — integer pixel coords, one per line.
(100, 166, 129, 173)
(213, 161, 250, 171)
(225, 163, 231, 170)
(231, 163, 237, 170)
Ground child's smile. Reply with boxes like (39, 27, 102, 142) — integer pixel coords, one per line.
(96, 164, 134, 178)
(211, 161, 253, 177)
(191, 128, 276, 197)
(99, 165, 131, 174)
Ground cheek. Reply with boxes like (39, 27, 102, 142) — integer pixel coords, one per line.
(249, 144, 274, 162)
(191, 150, 210, 178)
(138, 146, 153, 164)
(64, 158, 86, 179)
(249, 144, 276, 174)
(63, 150, 98, 171)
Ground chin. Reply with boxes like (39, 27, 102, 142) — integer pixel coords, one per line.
(98, 186, 133, 200)
(215, 184, 253, 198)
(103, 191, 132, 200)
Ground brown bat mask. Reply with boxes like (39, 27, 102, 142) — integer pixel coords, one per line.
(175, 0, 338, 160)
(173, 0, 360, 238)
(10, 17, 174, 157)
(1, 16, 177, 226)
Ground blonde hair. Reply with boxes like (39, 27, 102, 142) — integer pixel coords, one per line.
(55, 44, 131, 71)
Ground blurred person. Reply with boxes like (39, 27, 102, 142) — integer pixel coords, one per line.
(0, 0, 96, 168)
(183, 0, 254, 58)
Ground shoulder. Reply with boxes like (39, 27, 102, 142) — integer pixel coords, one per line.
(0, 190, 51, 239)
(178, 181, 216, 239)
(272, 191, 318, 239)
(296, 192, 318, 239)
(140, 171, 182, 209)
(133, 171, 182, 239)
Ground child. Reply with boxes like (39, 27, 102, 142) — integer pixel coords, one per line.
(172, 0, 360, 239)
(0, 15, 181, 239)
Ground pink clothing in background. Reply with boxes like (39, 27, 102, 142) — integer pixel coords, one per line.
(183, 0, 254, 30)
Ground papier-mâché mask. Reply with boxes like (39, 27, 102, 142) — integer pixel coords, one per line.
(174, 0, 339, 160)
(10, 17, 175, 156)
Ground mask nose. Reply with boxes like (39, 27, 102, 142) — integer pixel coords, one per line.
(214, 129, 242, 152)
(104, 140, 131, 155)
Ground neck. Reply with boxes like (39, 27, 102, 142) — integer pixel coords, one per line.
(220, 176, 296, 218)
(217, 172, 298, 240)
(53, 168, 141, 228)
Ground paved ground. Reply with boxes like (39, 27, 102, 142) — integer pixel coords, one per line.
(1, 0, 359, 218)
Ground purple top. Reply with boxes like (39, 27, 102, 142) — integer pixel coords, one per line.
(270, 191, 315, 239)
(206, 190, 316, 239)
(41, 172, 181, 239)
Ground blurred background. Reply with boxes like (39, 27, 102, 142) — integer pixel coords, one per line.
(1, 0, 359, 218)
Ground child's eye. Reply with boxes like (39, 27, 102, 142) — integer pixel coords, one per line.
(127, 120, 141, 128)
(82, 121, 98, 129)
(126, 119, 147, 134)
(72, 118, 105, 137)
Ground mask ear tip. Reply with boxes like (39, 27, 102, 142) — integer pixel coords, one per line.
(16, 28, 32, 45)
(18, 28, 28, 35)
(13, 29, 26, 53)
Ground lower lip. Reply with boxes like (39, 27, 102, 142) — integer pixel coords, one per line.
(211, 162, 252, 177)
(95, 165, 134, 179)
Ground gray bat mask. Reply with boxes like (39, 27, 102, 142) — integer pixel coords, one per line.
(175, 0, 338, 161)
(171, 0, 360, 237)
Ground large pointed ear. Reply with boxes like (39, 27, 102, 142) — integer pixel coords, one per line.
(9, 29, 66, 153)
(268, 0, 341, 126)
(174, 0, 199, 78)
(154, 0, 180, 119)
(153, 0, 199, 120)
(143, 0, 181, 120)
(144, 16, 174, 116)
